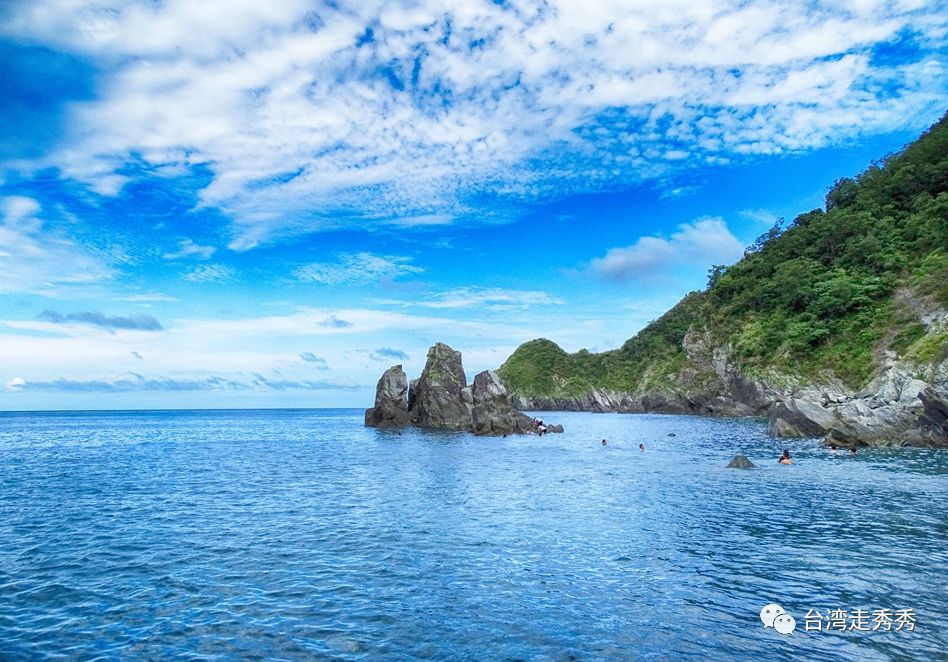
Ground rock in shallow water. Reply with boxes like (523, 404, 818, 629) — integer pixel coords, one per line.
(409, 342, 472, 430)
(363, 365, 411, 428)
(726, 454, 755, 469)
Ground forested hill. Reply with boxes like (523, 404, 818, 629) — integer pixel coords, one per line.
(498, 112, 948, 445)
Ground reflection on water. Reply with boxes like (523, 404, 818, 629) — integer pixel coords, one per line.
(0, 409, 945, 660)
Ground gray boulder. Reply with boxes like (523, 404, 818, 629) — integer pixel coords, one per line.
(726, 454, 755, 469)
(768, 361, 948, 447)
(767, 394, 839, 437)
(471, 370, 535, 435)
(364, 364, 411, 428)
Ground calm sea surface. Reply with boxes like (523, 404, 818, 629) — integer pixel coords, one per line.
(0, 409, 945, 661)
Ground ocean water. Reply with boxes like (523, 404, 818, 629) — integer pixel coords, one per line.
(0, 409, 945, 661)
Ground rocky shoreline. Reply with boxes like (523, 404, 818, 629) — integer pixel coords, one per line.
(366, 342, 564, 436)
(507, 315, 948, 448)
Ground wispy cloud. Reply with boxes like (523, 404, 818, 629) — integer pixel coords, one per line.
(411, 287, 565, 310)
(249, 373, 361, 391)
(740, 208, 782, 226)
(299, 352, 329, 369)
(3, 1, 943, 246)
(0, 196, 112, 295)
(317, 315, 353, 329)
(163, 238, 216, 260)
(589, 218, 744, 281)
(390, 214, 454, 228)
(370, 347, 408, 362)
(37, 310, 164, 332)
(183, 264, 236, 283)
(117, 293, 179, 303)
(6, 372, 362, 393)
(295, 253, 423, 285)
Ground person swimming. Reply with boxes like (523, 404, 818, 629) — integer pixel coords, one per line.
(639, 443, 645, 452)
(779, 449, 793, 465)
(830, 443, 837, 453)
(850, 446, 857, 455)
(601, 439, 607, 446)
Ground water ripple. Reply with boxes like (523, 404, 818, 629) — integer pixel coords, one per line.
(0, 409, 945, 660)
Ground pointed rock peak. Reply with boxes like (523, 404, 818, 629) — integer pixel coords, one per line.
(472, 370, 508, 403)
(364, 364, 411, 428)
(419, 342, 466, 390)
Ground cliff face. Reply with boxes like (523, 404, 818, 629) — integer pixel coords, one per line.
(366, 342, 560, 436)
(504, 311, 947, 447)
(499, 113, 948, 447)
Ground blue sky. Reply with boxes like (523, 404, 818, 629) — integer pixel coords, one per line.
(0, 0, 945, 410)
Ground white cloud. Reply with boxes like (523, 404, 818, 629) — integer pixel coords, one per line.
(163, 238, 216, 260)
(0, 196, 113, 295)
(294, 252, 423, 285)
(589, 217, 744, 281)
(0, 304, 557, 399)
(740, 208, 782, 226)
(2, 1, 944, 246)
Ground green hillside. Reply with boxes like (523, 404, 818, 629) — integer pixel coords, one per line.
(499, 112, 948, 398)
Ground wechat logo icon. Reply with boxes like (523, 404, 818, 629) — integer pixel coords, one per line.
(761, 603, 796, 635)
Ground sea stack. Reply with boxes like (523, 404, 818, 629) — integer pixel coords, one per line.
(365, 342, 561, 436)
(363, 364, 411, 428)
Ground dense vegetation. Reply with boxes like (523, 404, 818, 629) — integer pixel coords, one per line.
(500, 113, 948, 397)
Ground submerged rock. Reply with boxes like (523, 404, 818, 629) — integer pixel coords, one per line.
(726, 454, 755, 469)
(366, 343, 563, 436)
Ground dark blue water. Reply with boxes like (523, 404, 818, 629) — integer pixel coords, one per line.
(0, 409, 945, 661)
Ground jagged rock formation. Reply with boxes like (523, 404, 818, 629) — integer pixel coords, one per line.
(726, 455, 755, 469)
(767, 357, 948, 447)
(511, 388, 639, 413)
(407, 342, 473, 430)
(363, 365, 411, 428)
(365, 342, 561, 436)
(472, 370, 532, 435)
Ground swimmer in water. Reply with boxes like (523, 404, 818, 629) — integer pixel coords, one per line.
(779, 449, 793, 465)
(639, 443, 645, 452)
(601, 439, 607, 446)
(830, 443, 837, 453)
